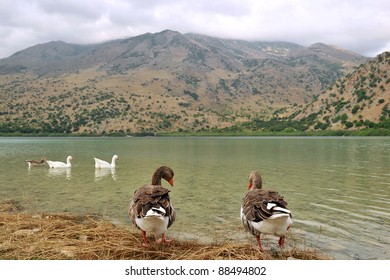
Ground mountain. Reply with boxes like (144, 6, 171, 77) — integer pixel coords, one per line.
(294, 52, 390, 131)
(0, 30, 369, 134)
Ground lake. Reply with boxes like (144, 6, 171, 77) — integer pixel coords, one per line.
(0, 136, 389, 259)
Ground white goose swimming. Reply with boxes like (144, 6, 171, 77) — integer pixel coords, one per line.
(46, 156, 73, 168)
(129, 166, 175, 246)
(241, 171, 293, 252)
(94, 155, 119, 169)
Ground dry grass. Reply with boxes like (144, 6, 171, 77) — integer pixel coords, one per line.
(0, 200, 328, 260)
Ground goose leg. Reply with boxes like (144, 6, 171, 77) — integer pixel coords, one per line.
(278, 225, 291, 248)
(278, 236, 285, 248)
(256, 235, 264, 252)
(141, 230, 149, 247)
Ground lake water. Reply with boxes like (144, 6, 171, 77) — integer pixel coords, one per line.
(0, 136, 389, 260)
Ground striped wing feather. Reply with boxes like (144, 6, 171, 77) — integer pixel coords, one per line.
(242, 189, 289, 222)
(129, 185, 175, 228)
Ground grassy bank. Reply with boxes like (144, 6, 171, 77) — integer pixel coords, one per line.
(0, 200, 328, 260)
(158, 128, 390, 137)
(0, 128, 389, 137)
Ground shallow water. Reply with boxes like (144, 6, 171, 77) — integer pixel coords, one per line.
(0, 136, 389, 259)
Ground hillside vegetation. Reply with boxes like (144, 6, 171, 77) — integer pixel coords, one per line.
(293, 52, 390, 132)
(1, 30, 387, 135)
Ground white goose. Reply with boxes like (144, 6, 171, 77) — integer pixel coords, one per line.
(129, 166, 175, 246)
(241, 171, 293, 252)
(46, 156, 73, 168)
(94, 155, 119, 169)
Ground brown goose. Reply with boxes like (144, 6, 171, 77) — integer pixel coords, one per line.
(240, 171, 293, 252)
(25, 157, 46, 167)
(129, 166, 175, 246)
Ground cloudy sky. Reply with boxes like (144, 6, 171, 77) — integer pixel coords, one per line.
(0, 0, 389, 58)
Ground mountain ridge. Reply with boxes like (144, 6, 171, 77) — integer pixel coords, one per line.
(1, 29, 383, 135)
(0, 30, 366, 75)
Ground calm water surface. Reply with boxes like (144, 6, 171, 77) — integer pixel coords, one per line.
(0, 136, 389, 259)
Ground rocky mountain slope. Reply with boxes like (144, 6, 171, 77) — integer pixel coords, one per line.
(294, 52, 389, 131)
(0, 30, 369, 134)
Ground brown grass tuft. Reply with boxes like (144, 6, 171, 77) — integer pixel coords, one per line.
(0, 200, 328, 260)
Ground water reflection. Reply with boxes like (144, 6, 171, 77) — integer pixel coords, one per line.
(95, 168, 117, 181)
(27, 165, 46, 174)
(47, 168, 71, 179)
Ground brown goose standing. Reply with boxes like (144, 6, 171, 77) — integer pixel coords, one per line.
(240, 171, 293, 252)
(129, 166, 175, 246)
(25, 157, 46, 167)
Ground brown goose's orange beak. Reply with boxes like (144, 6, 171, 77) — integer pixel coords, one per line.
(248, 182, 252, 190)
(168, 178, 174, 187)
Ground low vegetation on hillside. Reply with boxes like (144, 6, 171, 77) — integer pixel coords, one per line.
(0, 31, 388, 136)
(293, 52, 390, 132)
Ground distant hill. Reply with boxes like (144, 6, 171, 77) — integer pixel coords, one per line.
(293, 52, 390, 131)
(0, 30, 372, 135)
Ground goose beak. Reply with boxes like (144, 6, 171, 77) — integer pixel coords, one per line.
(248, 182, 252, 190)
(168, 178, 174, 187)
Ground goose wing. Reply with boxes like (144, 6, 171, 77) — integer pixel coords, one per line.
(242, 189, 289, 222)
(94, 158, 110, 168)
(129, 184, 175, 228)
(46, 160, 66, 168)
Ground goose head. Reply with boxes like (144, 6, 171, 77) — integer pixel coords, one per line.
(152, 166, 174, 187)
(248, 171, 262, 190)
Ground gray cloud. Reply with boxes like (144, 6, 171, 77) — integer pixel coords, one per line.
(0, 0, 389, 58)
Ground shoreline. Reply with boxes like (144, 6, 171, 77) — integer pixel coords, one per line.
(0, 200, 328, 260)
(0, 127, 389, 137)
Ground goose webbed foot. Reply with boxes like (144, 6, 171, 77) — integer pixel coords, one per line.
(156, 233, 173, 245)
